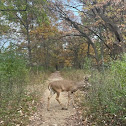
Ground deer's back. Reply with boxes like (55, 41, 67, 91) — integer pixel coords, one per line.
(49, 80, 75, 92)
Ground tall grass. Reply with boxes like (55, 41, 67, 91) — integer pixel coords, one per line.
(0, 48, 51, 125)
(61, 68, 86, 81)
(0, 49, 30, 125)
(61, 54, 126, 125)
(86, 70, 126, 125)
(27, 68, 51, 97)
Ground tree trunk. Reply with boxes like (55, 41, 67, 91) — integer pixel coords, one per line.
(26, 15, 32, 65)
(27, 28, 32, 65)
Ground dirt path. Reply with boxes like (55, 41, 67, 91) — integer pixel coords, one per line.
(28, 71, 77, 126)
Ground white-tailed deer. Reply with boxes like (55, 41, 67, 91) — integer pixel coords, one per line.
(47, 75, 91, 110)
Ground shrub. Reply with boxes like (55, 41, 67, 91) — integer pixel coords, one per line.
(61, 55, 126, 125)
(83, 57, 92, 70)
(0, 45, 51, 125)
(83, 54, 126, 125)
(0, 49, 28, 98)
(0, 47, 29, 125)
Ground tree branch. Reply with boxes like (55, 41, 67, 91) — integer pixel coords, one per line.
(15, 14, 27, 30)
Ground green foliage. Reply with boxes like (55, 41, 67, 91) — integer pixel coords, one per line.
(0, 0, 48, 24)
(0, 47, 28, 97)
(83, 57, 92, 70)
(84, 54, 126, 125)
(61, 55, 126, 125)
(111, 54, 126, 88)
(0, 44, 51, 125)
(0, 45, 30, 125)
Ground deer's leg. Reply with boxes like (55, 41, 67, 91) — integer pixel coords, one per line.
(47, 90, 55, 111)
(55, 92, 62, 106)
(67, 91, 71, 109)
(71, 93, 75, 108)
(55, 92, 66, 110)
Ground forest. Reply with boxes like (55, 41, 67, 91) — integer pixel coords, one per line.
(0, 0, 126, 125)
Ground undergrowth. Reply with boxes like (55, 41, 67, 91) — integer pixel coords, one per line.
(61, 54, 126, 125)
(0, 47, 51, 125)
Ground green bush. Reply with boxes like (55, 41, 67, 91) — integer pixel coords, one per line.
(0, 47, 30, 125)
(83, 57, 92, 70)
(61, 55, 126, 125)
(0, 45, 51, 125)
(111, 54, 126, 88)
(84, 54, 126, 125)
(0, 50, 28, 97)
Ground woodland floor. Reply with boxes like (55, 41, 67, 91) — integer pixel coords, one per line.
(28, 71, 84, 126)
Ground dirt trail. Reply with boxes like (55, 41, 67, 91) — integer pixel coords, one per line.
(29, 71, 76, 126)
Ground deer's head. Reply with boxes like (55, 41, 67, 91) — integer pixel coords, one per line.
(77, 75, 91, 90)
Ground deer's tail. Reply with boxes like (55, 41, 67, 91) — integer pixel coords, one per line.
(48, 83, 55, 94)
(48, 83, 51, 91)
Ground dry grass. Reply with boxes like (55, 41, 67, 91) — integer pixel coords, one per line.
(0, 71, 51, 126)
(27, 71, 50, 97)
(61, 69, 87, 81)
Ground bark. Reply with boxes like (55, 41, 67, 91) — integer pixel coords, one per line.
(26, 17, 32, 65)
(16, 12, 32, 65)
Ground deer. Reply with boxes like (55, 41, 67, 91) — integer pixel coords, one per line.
(47, 75, 91, 111)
